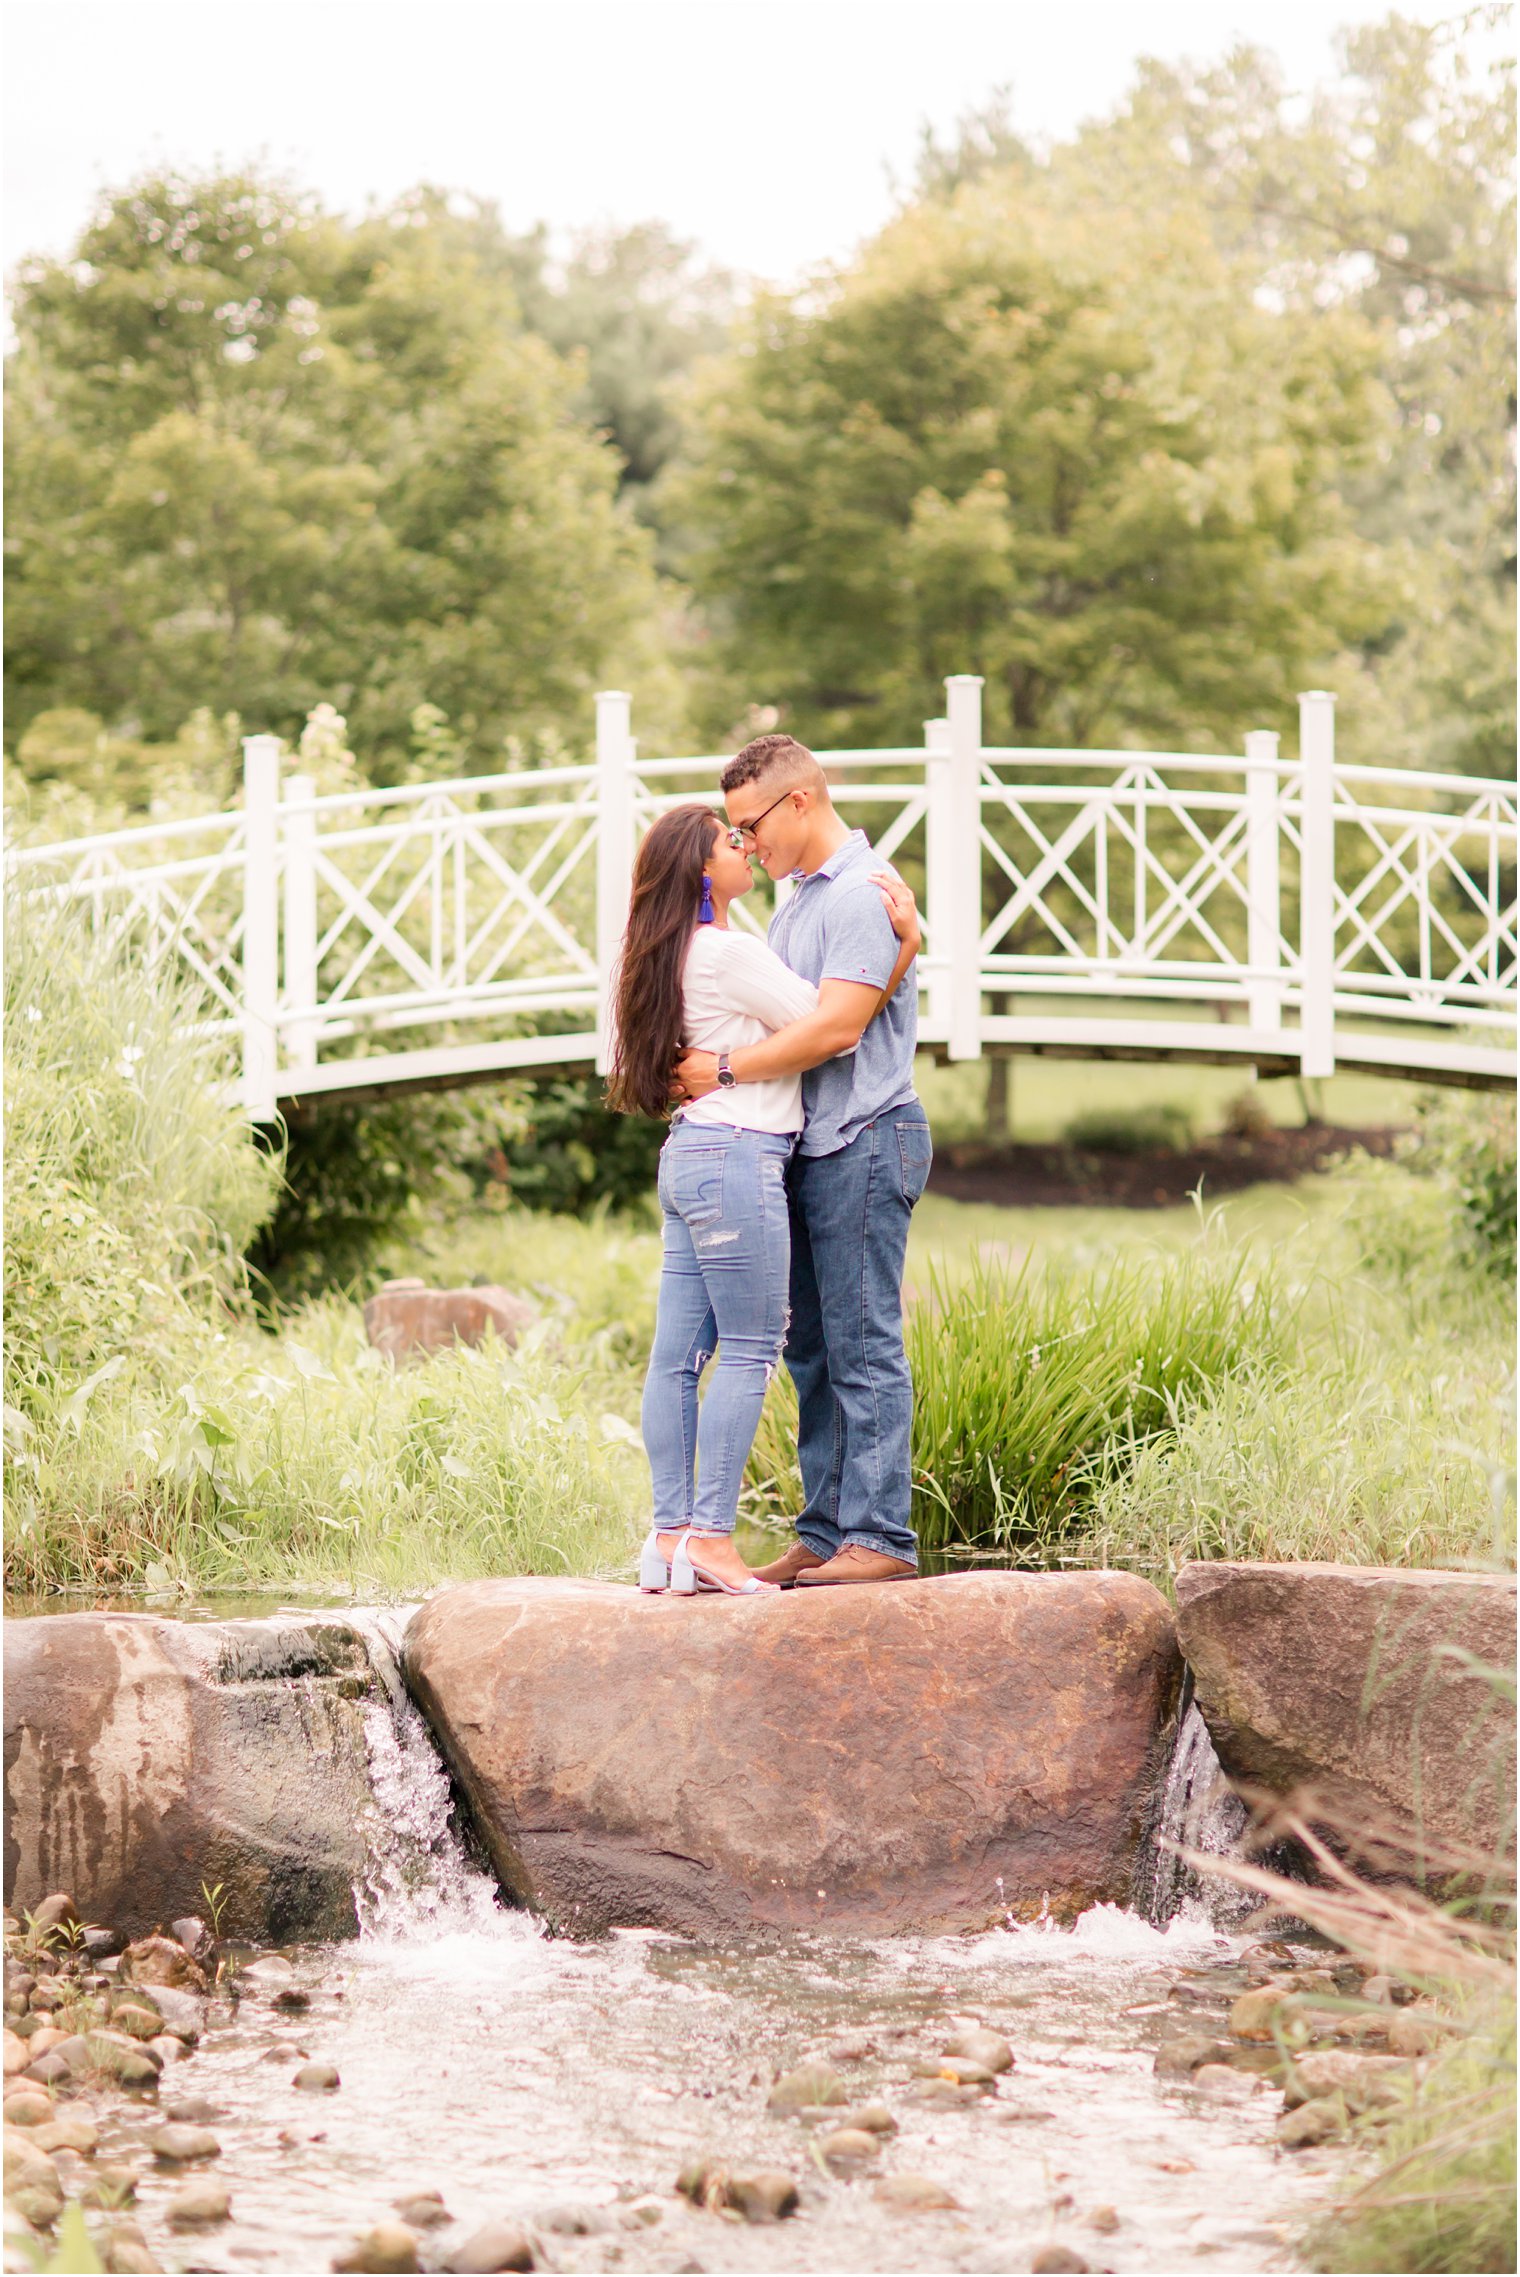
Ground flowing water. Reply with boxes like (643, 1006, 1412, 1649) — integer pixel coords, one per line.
(73, 1615, 1339, 2275)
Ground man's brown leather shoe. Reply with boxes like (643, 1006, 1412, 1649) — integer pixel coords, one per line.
(793, 1545, 918, 1587)
(752, 1541, 828, 1588)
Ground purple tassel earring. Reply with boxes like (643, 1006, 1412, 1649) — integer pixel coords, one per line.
(699, 873, 715, 924)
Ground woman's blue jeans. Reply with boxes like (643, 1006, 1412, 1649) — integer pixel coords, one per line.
(642, 1120, 795, 1538)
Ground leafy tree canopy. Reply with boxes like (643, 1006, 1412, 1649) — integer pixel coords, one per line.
(4, 175, 681, 781)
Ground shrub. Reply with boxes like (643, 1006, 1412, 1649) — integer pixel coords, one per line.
(1063, 1100, 1197, 1154)
(4, 884, 277, 1407)
(482, 1071, 663, 1217)
(1403, 1088, 1517, 1283)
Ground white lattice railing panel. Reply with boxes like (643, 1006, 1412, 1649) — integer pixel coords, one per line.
(9, 682, 1515, 1109)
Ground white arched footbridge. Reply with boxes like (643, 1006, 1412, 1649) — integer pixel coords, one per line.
(13, 678, 1515, 1116)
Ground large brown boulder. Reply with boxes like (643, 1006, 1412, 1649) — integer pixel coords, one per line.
(402, 1571, 1181, 1937)
(1175, 1562, 1515, 1871)
(4, 1614, 379, 1940)
(363, 1280, 534, 1364)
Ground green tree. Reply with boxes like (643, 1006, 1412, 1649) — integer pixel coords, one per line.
(5, 174, 679, 778)
(671, 177, 1390, 749)
(1075, 11, 1516, 771)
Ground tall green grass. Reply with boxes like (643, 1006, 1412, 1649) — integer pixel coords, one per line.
(745, 1223, 1292, 1555)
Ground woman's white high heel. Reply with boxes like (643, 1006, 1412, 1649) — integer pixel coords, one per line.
(638, 1529, 673, 1593)
(669, 1529, 777, 1597)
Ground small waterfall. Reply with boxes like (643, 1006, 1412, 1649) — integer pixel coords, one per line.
(1137, 1689, 1260, 1932)
(344, 1609, 512, 1943)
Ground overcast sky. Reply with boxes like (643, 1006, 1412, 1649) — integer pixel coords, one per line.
(3, 0, 1469, 285)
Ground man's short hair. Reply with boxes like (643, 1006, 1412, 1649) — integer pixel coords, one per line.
(720, 733, 823, 797)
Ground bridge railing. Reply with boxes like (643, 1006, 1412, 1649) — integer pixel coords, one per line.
(10, 675, 1515, 1112)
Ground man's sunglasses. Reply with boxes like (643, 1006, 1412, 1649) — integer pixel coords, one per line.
(717, 787, 799, 851)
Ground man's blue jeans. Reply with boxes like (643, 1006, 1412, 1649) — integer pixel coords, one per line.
(785, 1102, 932, 1567)
(642, 1120, 795, 1537)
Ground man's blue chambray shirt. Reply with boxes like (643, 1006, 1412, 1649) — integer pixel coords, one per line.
(767, 829, 919, 1158)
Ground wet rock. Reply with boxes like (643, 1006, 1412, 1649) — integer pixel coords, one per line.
(1, 2032, 28, 2077)
(676, 2160, 727, 2211)
(82, 1927, 126, 1963)
(910, 2056, 996, 2087)
(725, 2172, 798, 2224)
(139, 1986, 203, 2041)
(874, 2173, 960, 2212)
(101, 2220, 163, 2274)
(332, 2223, 422, 2273)
(834, 2104, 897, 2136)
(1387, 2007, 1458, 2059)
(364, 1281, 535, 1364)
(826, 2034, 875, 2063)
(537, 2207, 614, 2236)
(122, 1938, 209, 1994)
(1285, 2052, 1411, 2113)
(110, 2002, 165, 2042)
(444, 2224, 536, 2273)
(151, 2123, 220, 2164)
(32, 2110, 98, 2155)
(1192, 2064, 1261, 2098)
(4, 1611, 377, 1943)
(1086, 2207, 1121, 2234)
(1227, 1985, 1296, 2041)
(147, 2035, 189, 2066)
(164, 2097, 222, 2125)
(393, 2191, 450, 2229)
(767, 2063, 846, 2112)
(404, 1571, 1181, 1935)
(166, 2176, 231, 2227)
(1031, 2250, 1090, 2274)
(243, 1954, 297, 1987)
(23, 2051, 75, 2088)
(81, 2165, 139, 2208)
(274, 1988, 312, 2012)
(910, 2077, 982, 2107)
(2, 2088, 54, 2127)
(1155, 2032, 1233, 2077)
(168, 1919, 208, 1959)
(293, 2061, 341, 2091)
(27, 1894, 81, 1939)
(3, 2128, 61, 2218)
(1175, 1563, 1516, 1871)
(819, 2128, 880, 2171)
(84, 2035, 161, 2088)
(942, 2026, 1014, 2073)
(617, 2197, 664, 2229)
(1277, 2097, 1346, 2149)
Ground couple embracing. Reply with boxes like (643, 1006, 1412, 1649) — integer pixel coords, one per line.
(608, 731, 931, 1599)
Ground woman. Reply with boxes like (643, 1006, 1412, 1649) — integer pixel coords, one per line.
(607, 804, 918, 1597)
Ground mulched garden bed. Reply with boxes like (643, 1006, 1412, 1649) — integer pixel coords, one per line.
(927, 1123, 1402, 1210)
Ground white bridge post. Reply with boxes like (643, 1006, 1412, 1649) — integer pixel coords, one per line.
(1245, 730, 1282, 1035)
(1297, 691, 1337, 1079)
(240, 734, 282, 1120)
(945, 674, 984, 1061)
(595, 690, 635, 1075)
(282, 772, 319, 1084)
(922, 714, 951, 1040)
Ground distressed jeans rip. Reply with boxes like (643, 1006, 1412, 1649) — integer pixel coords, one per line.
(696, 1228, 741, 1250)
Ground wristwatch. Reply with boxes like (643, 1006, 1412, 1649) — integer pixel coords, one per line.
(716, 1051, 738, 1089)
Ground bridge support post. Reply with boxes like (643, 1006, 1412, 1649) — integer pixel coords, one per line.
(282, 773, 319, 1083)
(922, 715, 952, 1042)
(240, 734, 282, 1120)
(1245, 730, 1282, 1036)
(945, 675, 984, 1061)
(595, 690, 635, 1075)
(1297, 691, 1337, 1080)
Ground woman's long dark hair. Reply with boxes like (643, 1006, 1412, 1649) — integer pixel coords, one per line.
(606, 803, 720, 1118)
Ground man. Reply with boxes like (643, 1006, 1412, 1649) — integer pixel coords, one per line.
(674, 732, 932, 1586)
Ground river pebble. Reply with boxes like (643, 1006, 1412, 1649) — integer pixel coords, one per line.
(166, 2175, 231, 2227)
(32, 2110, 98, 2155)
(941, 2026, 1015, 2073)
(442, 2221, 536, 2272)
(1277, 2097, 1345, 2149)
(294, 2061, 342, 2091)
(872, 2172, 960, 2212)
(332, 2220, 422, 2272)
(2, 2089, 53, 2127)
(765, 2062, 844, 2112)
(724, 2172, 799, 2224)
(392, 2189, 451, 2228)
(150, 2123, 221, 2163)
(818, 2126, 879, 2171)
(101, 2215, 163, 2273)
(1031, 2247, 1090, 2273)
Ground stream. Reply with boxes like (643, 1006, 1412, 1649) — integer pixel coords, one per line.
(48, 1606, 1340, 2276)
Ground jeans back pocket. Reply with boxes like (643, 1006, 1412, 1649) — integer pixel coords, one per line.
(896, 1121, 933, 1204)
